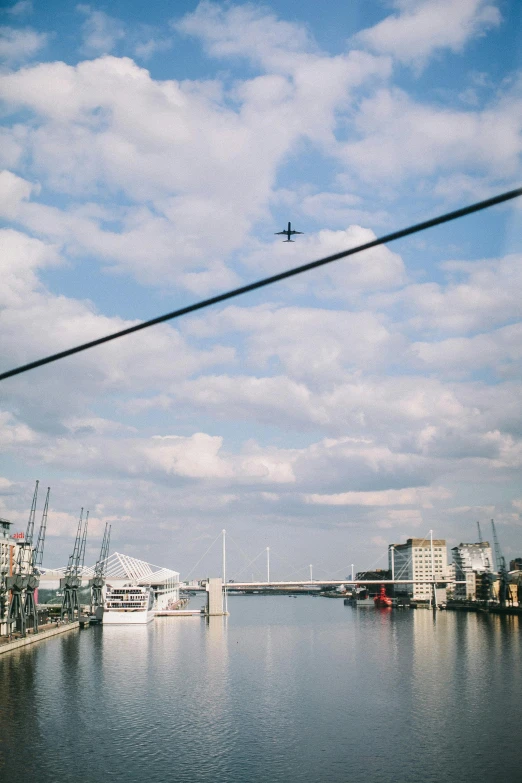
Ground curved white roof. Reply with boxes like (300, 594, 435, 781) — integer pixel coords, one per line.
(40, 551, 179, 585)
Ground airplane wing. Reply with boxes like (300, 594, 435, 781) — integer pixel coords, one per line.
(275, 231, 286, 235)
(292, 231, 304, 235)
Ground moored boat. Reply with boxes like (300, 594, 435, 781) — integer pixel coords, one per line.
(103, 583, 155, 624)
(374, 585, 392, 608)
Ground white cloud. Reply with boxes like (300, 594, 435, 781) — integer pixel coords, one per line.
(175, 1, 316, 71)
(299, 191, 389, 227)
(0, 25, 46, 63)
(413, 323, 522, 376)
(185, 304, 405, 382)
(338, 86, 522, 184)
(133, 37, 172, 61)
(0, 228, 235, 435)
(76, 5, 126, 55)
(241, 225, 406, 299)
(0, 2, 521, 566)
(0, 169, 38, 217)
(0, 412, 37, 447)
(305, 486, 452, 507)
(178, 1, 391, 147)
(0, 227, 60, 307)
(5, 2, 33, 17)
(0, 41, 391, 293)
(356, 0, 501, 68)
(379, 253, 522, 334)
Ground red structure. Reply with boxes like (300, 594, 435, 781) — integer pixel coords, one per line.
(374, 584, 392, 608)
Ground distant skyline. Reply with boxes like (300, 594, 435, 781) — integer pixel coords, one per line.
(0, 0, 521, 576)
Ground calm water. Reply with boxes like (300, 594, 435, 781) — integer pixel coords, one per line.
(1, 596, 521, 783)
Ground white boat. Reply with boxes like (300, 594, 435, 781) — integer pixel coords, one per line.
(103, 583, 155, 624)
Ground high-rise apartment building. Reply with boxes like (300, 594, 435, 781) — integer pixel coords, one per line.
(451, 542, 493, 575)
(388, 538, 448, 601)
(451, 541, 494, 599)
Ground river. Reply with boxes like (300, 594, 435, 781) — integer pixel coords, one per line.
(1, 596, 521, 782)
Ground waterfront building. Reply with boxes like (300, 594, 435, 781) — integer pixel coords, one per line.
(0, 517, 13, 575)
(0, 518, 12, 635)
(388, 538, 448, 601)
(39, 551, 180, 622)
(451, 542, 493, 599)
(509, 557, 522, 572)
(0, 518, 33, 635)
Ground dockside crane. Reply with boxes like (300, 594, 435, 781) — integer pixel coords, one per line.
(24, 486, 50, 634)
(61, 509, 89, 622)
(90, 522, 111, 619)
(491, 519, 511, 606)
(6, 480, 39, 637)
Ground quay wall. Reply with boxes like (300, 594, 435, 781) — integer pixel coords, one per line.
(0, 621, 79, 655)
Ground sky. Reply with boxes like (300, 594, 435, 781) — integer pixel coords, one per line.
(0, 0, 521, 579)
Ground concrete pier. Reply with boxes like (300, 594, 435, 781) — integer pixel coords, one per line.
(206, 577, 228, 615)
(0, 621, 79, 655)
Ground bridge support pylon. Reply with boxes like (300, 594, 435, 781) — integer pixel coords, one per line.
(205, 577, 228, 616)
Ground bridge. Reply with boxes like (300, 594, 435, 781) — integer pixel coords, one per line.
(188, 577, 461, 615)
(39, 532, 462, 617)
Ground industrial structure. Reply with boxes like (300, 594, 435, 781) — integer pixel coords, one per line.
(89, 522, 111, 620)
(491, 519, 511, 606)
(60, 509, 89, 622)
(3, 482, 50, 638)
(23, 486, 49, 634)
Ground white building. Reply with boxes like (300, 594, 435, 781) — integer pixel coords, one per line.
(39, 551, 180, 613)
(0, 518, 13, 577)
(451, 542, 493, 598)
(389, 537, 448, 601)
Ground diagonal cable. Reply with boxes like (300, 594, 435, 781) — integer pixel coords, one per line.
(184, 530, 222, 581)
(0, 187, 520, 382)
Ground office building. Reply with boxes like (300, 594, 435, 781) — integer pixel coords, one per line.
(389, 537, 448, 601)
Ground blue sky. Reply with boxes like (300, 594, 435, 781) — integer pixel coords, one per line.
(0, 0, 521, 578)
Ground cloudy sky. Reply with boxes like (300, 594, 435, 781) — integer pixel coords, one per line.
(0, 0, 521, 578)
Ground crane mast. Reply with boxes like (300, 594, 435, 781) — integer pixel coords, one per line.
(61, 509, 88, 622)
(491, 519, 510, 606)
(6, 481, 39, 637)
(90, 522, 111, 619)
(24, 486, 50, 634)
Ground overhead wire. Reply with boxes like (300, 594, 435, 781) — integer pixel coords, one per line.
(0, 187, 520, 382)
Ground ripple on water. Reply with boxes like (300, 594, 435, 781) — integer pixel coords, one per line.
(0, 598, 521, 783)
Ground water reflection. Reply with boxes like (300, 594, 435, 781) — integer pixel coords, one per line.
(0, 599, 521, 783)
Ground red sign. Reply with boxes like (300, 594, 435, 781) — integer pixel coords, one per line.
(12, 532, 24, 539)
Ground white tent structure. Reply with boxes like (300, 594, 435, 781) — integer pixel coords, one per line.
(40, 552, 180, 610)
(41, 552, 178, 582)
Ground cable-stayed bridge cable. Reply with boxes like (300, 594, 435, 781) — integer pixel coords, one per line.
(184, 530, 222, 581)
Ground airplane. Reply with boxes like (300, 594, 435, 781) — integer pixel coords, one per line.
(275, 222, 304, 242)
